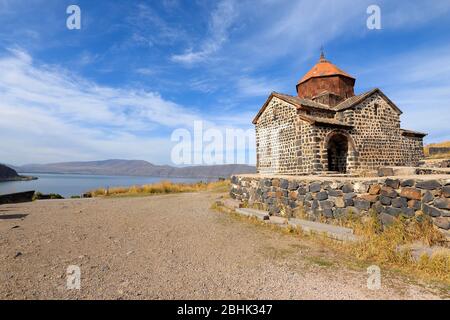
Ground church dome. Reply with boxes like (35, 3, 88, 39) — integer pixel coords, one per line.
(296, 52, 356, 102)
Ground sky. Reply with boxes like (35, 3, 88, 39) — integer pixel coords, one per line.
(0, 0, 450, 166)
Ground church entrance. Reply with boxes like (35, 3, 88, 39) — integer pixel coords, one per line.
(327, 134, 348, 173)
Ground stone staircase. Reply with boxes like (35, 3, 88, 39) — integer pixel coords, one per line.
(233, 207, 359, 242)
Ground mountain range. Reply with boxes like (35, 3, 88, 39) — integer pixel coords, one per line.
(9, 160, 256, 179)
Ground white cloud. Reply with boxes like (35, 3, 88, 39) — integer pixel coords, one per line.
(0, 49, 206, 164)
(171, 0, 238, 65)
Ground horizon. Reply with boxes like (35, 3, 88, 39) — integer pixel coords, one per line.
(1, 0, 450, 166)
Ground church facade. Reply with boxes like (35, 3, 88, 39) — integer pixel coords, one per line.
(253, 53, 426, 175)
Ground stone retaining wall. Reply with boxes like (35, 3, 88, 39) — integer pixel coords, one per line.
(230, 175, 450, 232)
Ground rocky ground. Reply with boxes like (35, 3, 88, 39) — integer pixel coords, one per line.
(0, 192, 447, 299)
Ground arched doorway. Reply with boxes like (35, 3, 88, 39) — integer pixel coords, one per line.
(327, 134, 349, 173)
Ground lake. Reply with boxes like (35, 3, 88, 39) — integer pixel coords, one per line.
(0, 173, 204, 198)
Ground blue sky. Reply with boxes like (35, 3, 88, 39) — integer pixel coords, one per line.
(0, 0, 450, 165)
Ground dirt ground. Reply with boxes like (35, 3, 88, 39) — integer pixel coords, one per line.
(0, 192, 447, 299)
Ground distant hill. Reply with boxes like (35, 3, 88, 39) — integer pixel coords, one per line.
(0, 164, 19, 180)
(14, 159, 256, 179)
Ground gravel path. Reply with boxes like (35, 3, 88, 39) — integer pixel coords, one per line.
(0, 192, 445, 299)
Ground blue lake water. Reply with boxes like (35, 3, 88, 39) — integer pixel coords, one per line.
(0, 173, 203, 197)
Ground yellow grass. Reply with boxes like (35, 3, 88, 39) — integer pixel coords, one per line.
(89, 179, 230, 197)
(424, 141, 450, 158)
(214, 202, 450, 285)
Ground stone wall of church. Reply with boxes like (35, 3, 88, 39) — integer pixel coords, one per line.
(256, 97, 302, 174)
(256, 93, 425, 175)
(339, 92, 423, 171)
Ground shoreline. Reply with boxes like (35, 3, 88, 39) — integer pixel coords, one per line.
(0, 175, 38, 183)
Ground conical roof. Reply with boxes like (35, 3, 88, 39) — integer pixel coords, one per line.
(298, 52, 355, 85)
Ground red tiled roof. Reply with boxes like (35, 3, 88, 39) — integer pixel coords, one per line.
(298, 54, 354, 85)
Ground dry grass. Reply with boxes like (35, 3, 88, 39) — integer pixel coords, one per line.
(89, 179, 230, 197)
(334, 211, 450, 284)
(214, 202, 450, 286)
(424, 141, 450, 158)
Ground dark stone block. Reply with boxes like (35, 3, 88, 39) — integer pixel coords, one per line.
(422, 204, 442, 217)
(433, 217, 450, 230)
(344, 199, 354, 207)
(354, 198, 371, 210)
(416, 180, 442, 190)
(384, 207, 403, 217)
(280, 179, 289, 189)
(328, 189, 343, 197)
(372, 201, 384, 214)
(231, 176, 238, 184)
(297, 187, 307, 195)
(422, 191, 434, 203)
(316, 191, 328, 201)
(391, 197, 408, 209)
(433, 198, 450, 210)
(288, 181, 299, 191)
(309, 182, 321, 193)
(402, 208, 415, 217)
(323, 209, 334, 218)
(379, 212, 395, 226)
(401, 179, 415, 187)
(343, 192, 357, 200)
(408, 200, 421, 210)
(385, 178, 400, 189)
(342, 183, 354, 193)
(263, 179, 271, 187)
(380, 186, 397, 198)
(305, 193, 313, 201)
(320, 200, 334, 210)
(311, 200, 319, 210)
(443, 186, 450, 198)
(380, 195, 392, 206)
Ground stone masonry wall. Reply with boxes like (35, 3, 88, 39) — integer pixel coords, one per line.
(230, 175, 450, 232)
(256, 97, 314, 175)
(256, 92, 424, 175)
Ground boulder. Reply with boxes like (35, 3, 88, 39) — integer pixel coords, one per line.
(422, 191, 434, 203)
(354, 198, 371, 210)
(407, 200, 421, 210)
(342, 183, 354, 193)
(309, 182, 322, 193)
(360, 194, 379, 203)
(379, 212, 395, 226)
(380, 186, 398, 198)
(443, 186, 450, 198)
(368, 184, 381, 195)
(316, 191, 328, 201)
(385, 178, 400, 189)
(433, 217, 450, 230)
(416, 180, 442, 190)
(380, 195, 392, 205)
(422, 204, 442, 217)
(433, 198, 450, 210)
(400, 187, 422, 201)
(400, 179, 415, 187)
(354, 182, 369, 194)
(391, 197, 408, 208)
(319, 200, 334, 210)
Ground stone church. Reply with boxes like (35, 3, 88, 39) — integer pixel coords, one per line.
(253, 52, 426, 175)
